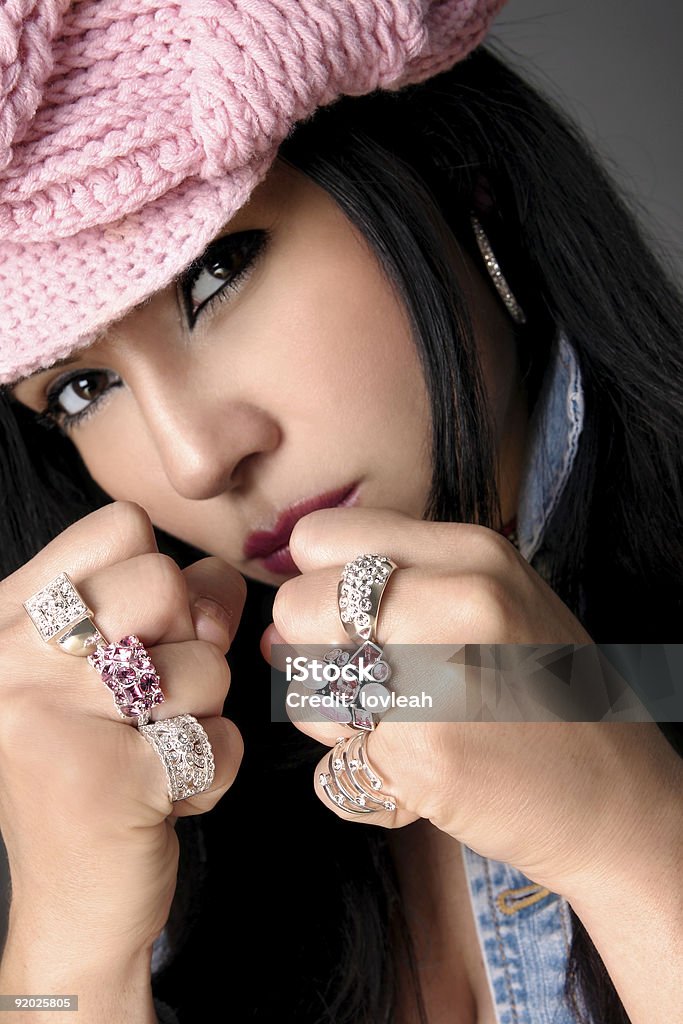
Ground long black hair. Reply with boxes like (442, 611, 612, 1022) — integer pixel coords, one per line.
(1, 42, 681, 1024)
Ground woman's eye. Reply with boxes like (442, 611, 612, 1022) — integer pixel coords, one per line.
(180, 229, 269, 326)
(38, 369, 122, 432)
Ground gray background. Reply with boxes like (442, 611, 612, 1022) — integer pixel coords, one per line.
(489, 0, 682, 271)
(1, 0, 680, 935)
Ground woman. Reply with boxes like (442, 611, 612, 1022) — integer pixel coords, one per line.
(0, 3, 681, 1023)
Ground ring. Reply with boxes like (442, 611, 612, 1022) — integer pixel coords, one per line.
(320, 553, 397, 730)
(318, 732, 397, 815)
(338, 554, 397, 644)
(23, 571, 106, 654)
(87, 634, 165, 727)
(23, 570, 165, 728)
(139, 714, 215, 802)
(312, 642, 393, 731)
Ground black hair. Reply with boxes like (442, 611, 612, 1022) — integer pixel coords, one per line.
(1, 42, 681, 1024)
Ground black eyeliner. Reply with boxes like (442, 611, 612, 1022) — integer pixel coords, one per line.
(180, 228, 270, 329)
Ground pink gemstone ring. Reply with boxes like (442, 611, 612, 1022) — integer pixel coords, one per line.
(87, 635, 165, 727)
(313, 641, 393, 731)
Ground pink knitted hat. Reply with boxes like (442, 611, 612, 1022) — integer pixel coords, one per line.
(0, 0, 507, 386)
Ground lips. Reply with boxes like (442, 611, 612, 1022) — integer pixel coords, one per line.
(243, 482, 360, 565)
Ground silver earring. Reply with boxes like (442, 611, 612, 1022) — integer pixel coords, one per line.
(470, 213, 527, 325)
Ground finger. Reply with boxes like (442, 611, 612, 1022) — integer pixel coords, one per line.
(183, 558, 247, 652)
(17, 552, 198, 652)
(145, 639, 232, 722)
(126, 716, 244, 819)
(272, 565, 466, 645)
(260, 623, 288, 668)
(3, 502, 158, 614)
(288, 506, 515, 574)
(42, 637, 231, 725)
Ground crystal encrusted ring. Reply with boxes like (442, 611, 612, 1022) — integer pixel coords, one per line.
(23, 570, 107, 655)
(325, 553, 398, 729)
(338, 553, 398, 644)
(87, 634, 165, 727)
(139, 714, 215, 803)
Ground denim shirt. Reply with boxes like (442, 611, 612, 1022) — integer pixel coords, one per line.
(461, 330, 585, 1024)
(152, 332, 586, 1024)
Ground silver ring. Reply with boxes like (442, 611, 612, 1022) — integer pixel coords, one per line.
(317, 642, 393, 731)
(23, 571, 104, 653)
(139, 714, 215, 802)
(326, 553, 397, 731)
(318, 733, 397, 816)
(338, 554, 397, 644)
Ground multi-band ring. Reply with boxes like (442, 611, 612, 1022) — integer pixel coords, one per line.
(318, 732, 397, 815)
(23, 570, 164, 728)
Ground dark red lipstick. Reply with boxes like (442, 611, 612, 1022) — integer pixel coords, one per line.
(244, 482, 360, 575)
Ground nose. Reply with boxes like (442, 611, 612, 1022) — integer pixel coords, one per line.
(133, 372, 282, 500)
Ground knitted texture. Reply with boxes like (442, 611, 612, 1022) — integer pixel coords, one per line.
(0, 0, 507, 385)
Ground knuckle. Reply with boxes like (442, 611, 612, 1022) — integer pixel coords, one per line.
(0, 692, 58, 767)
(0, 688, 31, 751)
(386, 724, 460, 817)
(107, 500, 156, 548)
(147, 552, 189, 606)
(454, 522, 517, 565)
(195, 638, 231, 688)
(462, 571, 513, 635)
(271, 578, 300, 640)
(481, 525, 518, 566)
(220, 717, 244, 769)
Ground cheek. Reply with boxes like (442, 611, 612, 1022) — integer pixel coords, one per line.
(75, 412, 166, 505)
(273, 244, 432, 443)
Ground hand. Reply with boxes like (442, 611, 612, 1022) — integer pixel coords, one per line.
(0, 501, 246, 971)
(261, 507, 680, 898)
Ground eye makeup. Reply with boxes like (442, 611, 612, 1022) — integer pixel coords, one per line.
(179, 228, 271, 327)
(33, 227, 272, 432)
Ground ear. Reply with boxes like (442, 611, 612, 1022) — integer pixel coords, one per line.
(472, 174, 495, 214)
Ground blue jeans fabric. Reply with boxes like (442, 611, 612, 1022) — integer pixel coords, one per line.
(461, 330, 585, 1022)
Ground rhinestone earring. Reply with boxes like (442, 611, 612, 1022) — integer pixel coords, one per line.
(470, 213, 527, 325)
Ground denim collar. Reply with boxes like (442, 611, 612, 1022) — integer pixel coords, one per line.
(516, 331, 584, 564)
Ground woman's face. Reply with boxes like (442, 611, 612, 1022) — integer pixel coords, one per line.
(11, 160, 528, 587)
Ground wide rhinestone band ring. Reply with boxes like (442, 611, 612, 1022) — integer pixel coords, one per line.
(139, 714, 215, 803)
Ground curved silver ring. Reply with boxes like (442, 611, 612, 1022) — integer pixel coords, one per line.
(139, 714, 215, 802)
(318, 733, 397, 816)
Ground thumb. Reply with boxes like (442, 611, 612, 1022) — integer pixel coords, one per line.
(182, 557, 246, 652)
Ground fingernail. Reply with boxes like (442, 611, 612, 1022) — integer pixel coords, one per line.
(192, 597, 232, 649)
